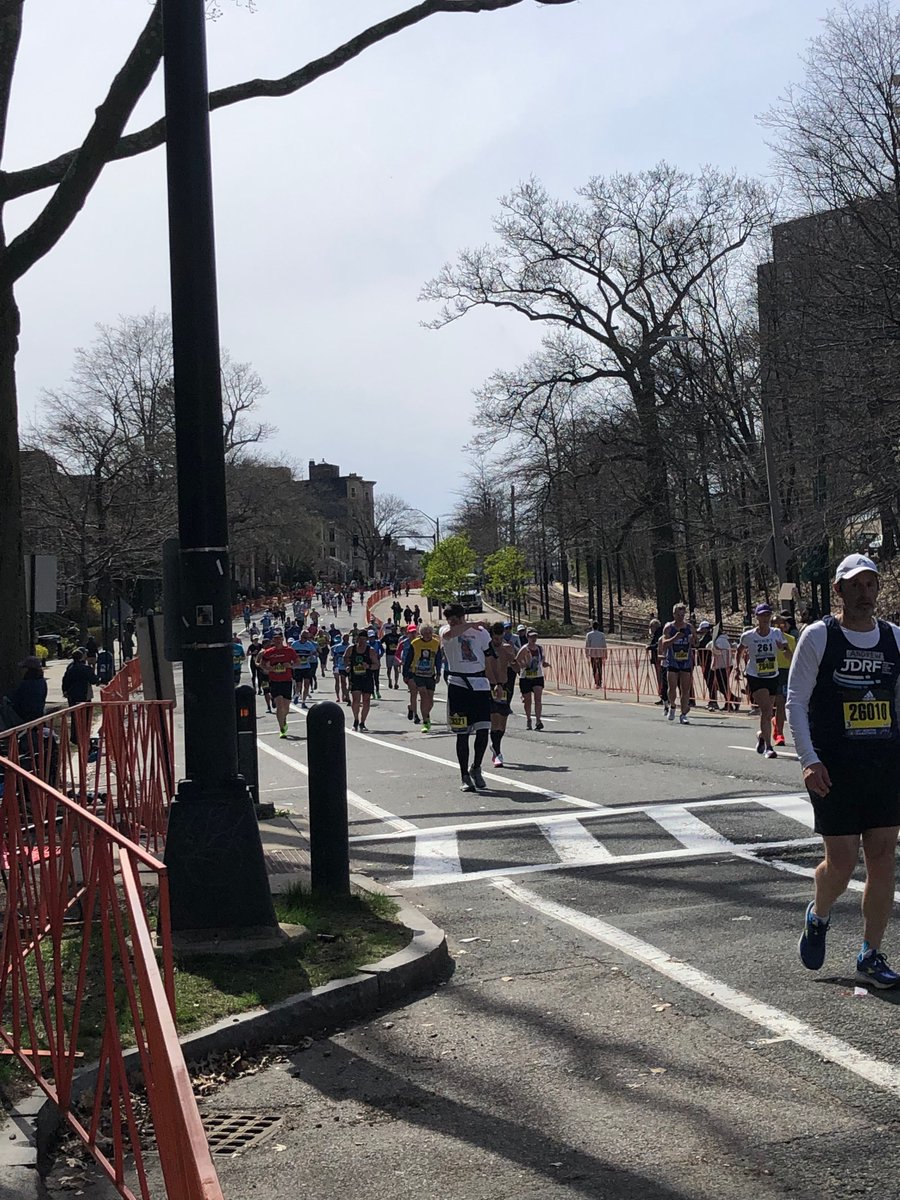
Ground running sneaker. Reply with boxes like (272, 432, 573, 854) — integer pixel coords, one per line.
(774, 734, 786, 746)
(414, 714, 421, 725)
(707, 702, 719, 711)
(765, 747, 777, 759)
(353, 720, 359, 731)
(798, 902, 829, 970)
(492, 751, 504, 767)
(755, 736, 765, 755)
(422, 719, 431, 732)
(471, 768, 487, 790)
(856, 949, 900, 989)
(407, 707, 414, 721)
(667, 708, 676, 722)
(300, 701, 307, 710)
(460, 773, 476, 793)
(535, 720, 544, 731)
(359, 723, 368, 732)
(679, 714, 690, 725)
(375, 692, 381, 700)
(526, 718, 533, 731)
(654, 699, 665, 706)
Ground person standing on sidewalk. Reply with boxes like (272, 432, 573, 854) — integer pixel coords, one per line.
(789, 554, 900, 988)
(440, 604, 494, 792)
(62, 649, 98, 744)
(584, 621, 607, 690)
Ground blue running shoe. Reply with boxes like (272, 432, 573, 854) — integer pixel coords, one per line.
(798, 902, 829, 970)
(856, 949, 900, 989)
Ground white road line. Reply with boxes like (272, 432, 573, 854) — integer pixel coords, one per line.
(350, 792, 811, 845)
(412, 831, 463, 883)
(537, 818, 614, 864)
(738, 850, 900, 903)
(256, 740, 417, 834)
(650, 804, 733, 853)
(755, 793, 814, 829)
(391, 836, 819, 888)
(287, 702, 607, 811)
(728, 744, 801, 761)
(492, 878, 900, 1099)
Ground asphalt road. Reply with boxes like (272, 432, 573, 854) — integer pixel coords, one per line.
(46, 603, 900, 1198)
(231, 644, 900, 1199)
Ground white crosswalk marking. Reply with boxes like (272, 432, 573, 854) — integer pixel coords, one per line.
(537, 818, 613, 864)
(754, 793, 814, 829)
(412, 831, 463, 883)
(650, 804, 733, 852)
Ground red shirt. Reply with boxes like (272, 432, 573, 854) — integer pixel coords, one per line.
(259, 645, 299, 681)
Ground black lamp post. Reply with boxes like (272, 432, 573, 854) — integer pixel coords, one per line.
(161, 0, 278, 936)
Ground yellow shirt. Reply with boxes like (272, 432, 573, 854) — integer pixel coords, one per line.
(776, 632, 795, 670)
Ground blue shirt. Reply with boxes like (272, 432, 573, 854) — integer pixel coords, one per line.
(291, 639, 319, 669)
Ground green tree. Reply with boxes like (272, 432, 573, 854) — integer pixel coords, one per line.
(483, 545, 529, 617)
(422, 534, 476, 604)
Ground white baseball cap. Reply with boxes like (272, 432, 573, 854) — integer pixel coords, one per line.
(834, 554, 879, 583)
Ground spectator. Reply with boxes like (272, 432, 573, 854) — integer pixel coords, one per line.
(647, 619, 664, 705)
(584, 620, 608, 689)
(710, 627, 736, 711)
(696, 621, 714, 708)
(62, 650, 98, 706)
(84, 634, 99, 669)
(96, 647, 115, 684)
(6, 656, 48, 724)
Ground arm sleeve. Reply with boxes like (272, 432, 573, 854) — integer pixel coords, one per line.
(786, 625, 828, 770)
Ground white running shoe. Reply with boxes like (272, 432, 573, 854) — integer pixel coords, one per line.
(492, 752, 504, 767)
(667, 708, 676, 722)
(679, 713, 689, 725)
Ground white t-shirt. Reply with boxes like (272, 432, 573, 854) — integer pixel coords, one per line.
(787, 619, 900, 769)
(585, 630, 607, 656)
(440, 625, 492, 692)
(739, 628, 785, 679)
(711, 634, 732, 670)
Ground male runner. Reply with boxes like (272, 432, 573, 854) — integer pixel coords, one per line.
(739, 604, 789, 759)
(381, 622, 402, 690)
(290, 630, 319, 708)
(232, 637, 245, 684)
(259, 631, 298, 737)
(403, 624, 443, 731)
(247, 637, 263, 694)
(367, 629, 384, 700)
(316, 629, 330, 678)
(331, 632, 350, 704)
(788, 554, 900, 988)
(660, 604, 696, 724)
(347, 630, 378, 731)
(440, 604, 498, 792)
(517, 630, 550, 730)
(398, 623, 417, 717)
(488, 622, 519, 765)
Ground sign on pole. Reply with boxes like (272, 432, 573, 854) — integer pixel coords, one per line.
(24, 554, 57, 614)
(136, 614, 176, 703)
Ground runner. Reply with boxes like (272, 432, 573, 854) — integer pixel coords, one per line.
(257, 636, 273, 712)
(290, 629, 320, 708)
(659, 604, 695, 724)
(738, 604, 789, 758)
(316, 628, 331, 679)
(391, 598, 403, 626)
(381, 622, 402, 690)
(399, 623, 418, 719)
(331, 632, 351, 704)
(440, 604, 496, 792)
(488, 621, 519, 766)
(403, 624, 443, 731)
(259, 631, 298, 737)
(772, 611, 796, 746)
(242, 603, 251, 630)
(788, 554, 900, 988)
(367, 628, 384, 700)
(347, 630, 379, 731)
(247, 637, 263, 694)
(517, 630, 550, 730)
(232, 637, 245, 684)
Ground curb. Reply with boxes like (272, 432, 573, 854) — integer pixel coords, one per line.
(0, 889, 451, 1190)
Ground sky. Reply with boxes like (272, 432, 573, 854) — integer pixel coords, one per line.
(8, 0, 854, 533)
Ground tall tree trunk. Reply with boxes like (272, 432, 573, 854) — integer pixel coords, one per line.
(560, 544, 572, 626)
(595, 546, 604, 627)
(711, 556, 723, 625)
(730, 565, 739, 614)
(605, 554, 614, 633)
(743, 560, 752, 623)
(0, 282, 26, 693)
(586, 552, 595, 618)
(634, 371, 680, 618)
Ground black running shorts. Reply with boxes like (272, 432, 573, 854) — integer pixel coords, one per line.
(412, 675, 436, 691)
(350, 671, 374, 695)
(809, 753, 900, 836)
(269, 680, 292, 700)
(447, 682, 491, 734)
(747, 677, 776, 699)
(519, 676, 545, 695)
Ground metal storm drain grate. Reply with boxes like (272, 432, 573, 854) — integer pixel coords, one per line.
(203, 1112, 283, 1154)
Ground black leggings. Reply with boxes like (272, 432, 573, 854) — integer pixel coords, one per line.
(456, 729, 489, 775)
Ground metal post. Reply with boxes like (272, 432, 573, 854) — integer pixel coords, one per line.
(307, 702, 350, 896)
(161, 0, 278, 935)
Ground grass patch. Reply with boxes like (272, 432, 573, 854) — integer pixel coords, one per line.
(1, 886, 408, 1093)
(173, 886, 405, 1035)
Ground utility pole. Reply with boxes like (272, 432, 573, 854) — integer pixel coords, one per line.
(757, 262, 791, 593)
(161, 0, 278, 938)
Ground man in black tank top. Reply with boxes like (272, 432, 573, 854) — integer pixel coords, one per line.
(787, 554, 900, 989)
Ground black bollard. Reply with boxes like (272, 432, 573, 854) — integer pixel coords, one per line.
(235, 684, 259, 805)
(307, 701, 350, 896)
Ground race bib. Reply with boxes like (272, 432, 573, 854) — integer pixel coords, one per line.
(450, 711, 469, 731)
(352, 662, 367, 675)
(525, 667, 539, 678)
(755, 657, 777, 677)
(674, 649, 689, 663)
(843, 698, 892, 737)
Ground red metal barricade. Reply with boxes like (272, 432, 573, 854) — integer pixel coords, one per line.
(102, 658, 143, 702)
(544, 643, 748, 709)
(0, 700, 174, 855)
(0, 756, 222, 1199)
